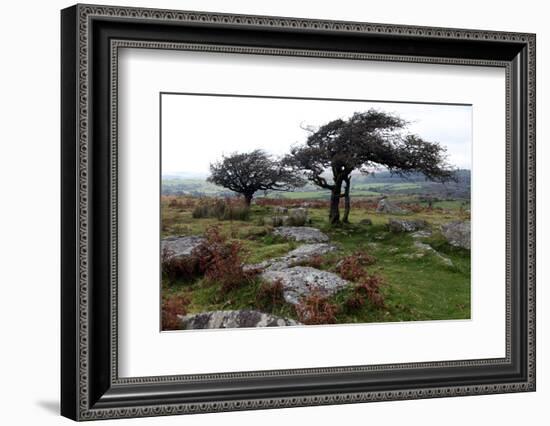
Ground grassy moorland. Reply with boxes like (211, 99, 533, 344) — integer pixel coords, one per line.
(161, 194, 471, 327)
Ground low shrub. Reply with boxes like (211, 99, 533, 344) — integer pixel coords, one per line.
(405, 203, 425, 213)
(338, 251, 384, 310)
(338, 251, 376, 282)
(255, 279, 286, 312)
(161, 294, 190, 330)
(344, 293, 365, 312)
(295, 289, 339, 325)
(355, 274, 385, 308)
(192, 198, 250, 221)
(343, 274, 385, 311)
(162, 196, 197, 210)
(193, 226, 258, 293)
(166, 197, 195, 210)
(191, 201, 213, 219)
(221, 203, 250, 221)
(191, 198, 225, 219)
(161, 247, 201, 283)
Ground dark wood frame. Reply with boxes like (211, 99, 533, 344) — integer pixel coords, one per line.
(61, 4, 536, 421)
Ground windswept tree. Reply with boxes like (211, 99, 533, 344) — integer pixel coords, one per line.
(287, 110, 456, 224)
(208, 149, 305, 206)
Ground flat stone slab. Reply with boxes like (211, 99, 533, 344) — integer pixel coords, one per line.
(179, 310, 301, 329)
(412, 241, 453, 267)
(441, 221, 470, 250)
(262, 266, 350, 305)
(247, 243, 338, 272)
(273, 226, 329, 243)
(287, 243, 336, 259)
(161, 235, 204, 259)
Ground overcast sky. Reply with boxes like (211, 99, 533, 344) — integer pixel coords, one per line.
(161, 94, 472, 177)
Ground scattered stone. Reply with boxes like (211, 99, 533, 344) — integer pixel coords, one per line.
(262, 266, 350, 305)
(413, 241, 454, 267)
(441, 221, 471, 250)
(247, 243, 338, 272)
(411, 230, 433, 239)
(359, 218, 373, 226)
(287, 207, 308, 226)
(388, 218, 428, 233)
(413, 242, 432, 251)
(263, 215, 286, 227)
(286, 243, 336, 260)
(264, 207, 309, 227)
(161, 235, 204, 260)
(388, 247, 400, 253)
(273, 226, 329, 243)
(273, 206, 288, 214)
(377, 198, 408, 214)
(179, 310, 301, 329)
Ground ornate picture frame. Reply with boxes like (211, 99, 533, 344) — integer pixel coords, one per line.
(61, 4, 535, 421)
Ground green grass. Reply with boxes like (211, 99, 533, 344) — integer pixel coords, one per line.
(256, 182, 422, 200)
(274, 191, 330, 199)
(161, 195, 470, 324)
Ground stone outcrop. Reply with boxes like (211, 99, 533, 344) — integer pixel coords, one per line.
(161, 235, 204, 259)
(413, 241, 454, 267)
(248, 243, 338, 272)
(376, 198, 408, 214)
(264, 207, 309, 227)
(262, 266, 350, 305)
(411, 230, 433, 239)
(273, 206, 288, 215)
(179, 310, 301, 329)
(273, 226, 329, 243)
(441, 221, 470, 250)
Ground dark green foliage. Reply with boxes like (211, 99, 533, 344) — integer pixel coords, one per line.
(287, 110, 456, 224)
(208, 149, 305, 205)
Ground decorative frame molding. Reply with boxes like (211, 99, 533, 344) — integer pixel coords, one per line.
(61, 4, 535, 421)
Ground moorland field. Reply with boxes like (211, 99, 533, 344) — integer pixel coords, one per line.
(160, 171, 471, 330)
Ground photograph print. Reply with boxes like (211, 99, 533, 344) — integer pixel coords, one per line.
(160, 93, 472, 331)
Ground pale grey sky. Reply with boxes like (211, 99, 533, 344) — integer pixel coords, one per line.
(161, 94, 472, 176)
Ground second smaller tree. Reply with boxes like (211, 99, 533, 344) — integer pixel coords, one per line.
(207, 149, 304, 206)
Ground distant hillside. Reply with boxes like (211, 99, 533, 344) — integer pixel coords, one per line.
(162, 169, 470, 201)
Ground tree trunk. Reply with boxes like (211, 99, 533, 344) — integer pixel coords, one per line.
(342, 177, 351, 223)
(244, 193, 253, 206)
(329, 183, 342, 225)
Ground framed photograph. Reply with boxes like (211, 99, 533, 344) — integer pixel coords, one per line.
(61, 4, 536, 421)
